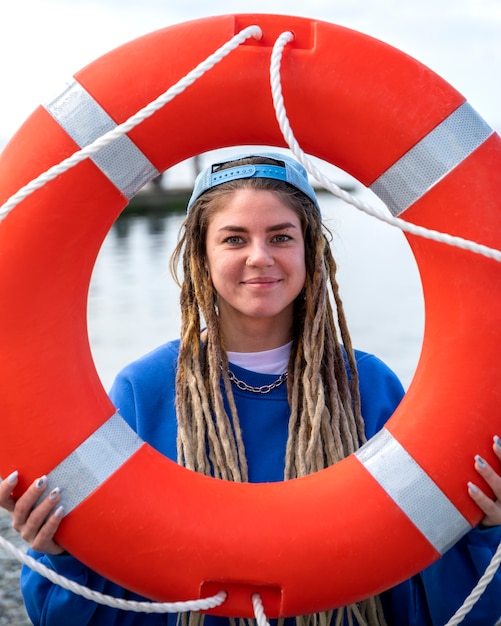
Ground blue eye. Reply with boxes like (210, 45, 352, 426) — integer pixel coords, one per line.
(272, 234, 292, 243)
(223, 236, 244, 244)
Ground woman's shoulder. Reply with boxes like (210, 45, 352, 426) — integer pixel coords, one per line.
(354, 349, 403, 386)
(112, 338, 180, 390)
(353, 349, 406, 437)
(123, 338, 180, 371)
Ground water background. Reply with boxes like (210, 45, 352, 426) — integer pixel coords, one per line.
(88, 184, 424, 392)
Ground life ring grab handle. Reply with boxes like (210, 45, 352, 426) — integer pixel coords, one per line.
(270, 32, 500, 262)
(0, 532, 228, 615)
(2, 25, 499, 269)
(1, 525, 499, 626)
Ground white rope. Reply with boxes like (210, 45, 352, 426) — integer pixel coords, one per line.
(0, 535, 226, 613)
(270, 29, 501, 626)
(269, 31, 501, 265)
(0, 24, 262, 223)
(443, 540, 501, 625)
(252, 593, 271, 626)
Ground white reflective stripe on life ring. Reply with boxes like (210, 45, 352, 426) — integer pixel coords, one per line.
(39, 412, 143, 515)
(44, 79, 160, 199)
(370, 102, 493, 216)
(355, 428, 472, 554)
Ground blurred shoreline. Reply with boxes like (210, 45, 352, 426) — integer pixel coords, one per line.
(0, 509, 31, 626)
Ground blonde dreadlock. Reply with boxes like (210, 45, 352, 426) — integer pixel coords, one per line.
(170, 156, 388, 626)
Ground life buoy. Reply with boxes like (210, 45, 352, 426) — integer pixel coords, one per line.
(0, 13, 500, 619)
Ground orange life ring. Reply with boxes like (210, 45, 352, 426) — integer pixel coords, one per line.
(0, 13, 500, 619)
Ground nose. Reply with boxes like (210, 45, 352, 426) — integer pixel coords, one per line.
(246, 241, 274, 268)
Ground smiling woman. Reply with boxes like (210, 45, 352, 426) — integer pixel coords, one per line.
(204, 188, 306, 349)
(1, 12, 501, 626)
(124, 154, 404, 626)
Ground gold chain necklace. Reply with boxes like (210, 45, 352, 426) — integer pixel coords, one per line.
(227, 369, 288, 394)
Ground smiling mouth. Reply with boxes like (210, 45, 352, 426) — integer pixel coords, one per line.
(243, 277, 281, 285)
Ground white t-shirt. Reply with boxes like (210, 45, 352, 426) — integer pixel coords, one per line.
(226, 341, 292, 375)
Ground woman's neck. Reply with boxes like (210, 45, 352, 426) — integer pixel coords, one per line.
(218, 312, 293, 353)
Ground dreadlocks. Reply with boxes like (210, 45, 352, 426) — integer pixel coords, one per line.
(170, 156, 387, 626)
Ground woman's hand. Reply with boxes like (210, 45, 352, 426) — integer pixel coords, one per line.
(0, 471, 64, 554)
(468, 435, 501, 527)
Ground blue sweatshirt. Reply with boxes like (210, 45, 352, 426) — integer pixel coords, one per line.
(21, 341, 501, 625)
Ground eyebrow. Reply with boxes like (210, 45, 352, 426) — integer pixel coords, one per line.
(217, 222, 298, 233)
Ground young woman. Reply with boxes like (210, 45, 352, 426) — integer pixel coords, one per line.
(1, 153, 500, 625)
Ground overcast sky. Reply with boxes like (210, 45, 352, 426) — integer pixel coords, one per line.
(1, 0, 499, 149)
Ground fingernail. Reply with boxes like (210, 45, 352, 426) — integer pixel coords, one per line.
(468, 481, 479, 493)
(35, 475, 47, 490)
(49, 487, 61, 502)
(494, 435, 501, 449)
(53, 505, 64, 519)
(475, 455, 487, 469)
(6, 470, 18, 485)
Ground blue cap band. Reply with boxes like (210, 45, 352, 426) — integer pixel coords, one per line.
(187, 152, 320, 211)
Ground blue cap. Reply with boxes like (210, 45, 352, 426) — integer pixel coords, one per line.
(187, 152, 320, 211)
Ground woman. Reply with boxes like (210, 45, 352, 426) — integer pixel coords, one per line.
(1, 153, 500, 625)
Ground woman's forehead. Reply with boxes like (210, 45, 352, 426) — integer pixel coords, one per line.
(207, 189, 302, 225)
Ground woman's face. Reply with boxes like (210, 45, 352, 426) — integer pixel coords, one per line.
(205, 188, 306, 335)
